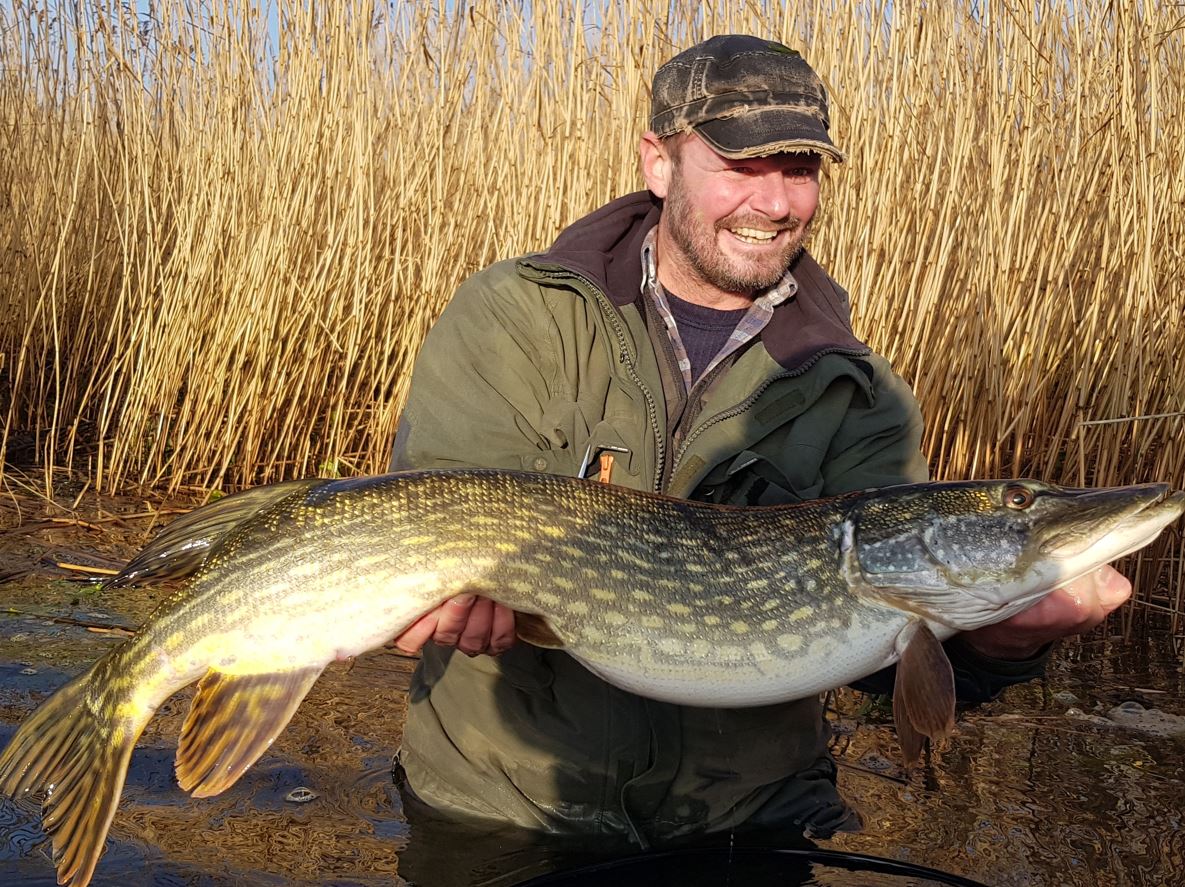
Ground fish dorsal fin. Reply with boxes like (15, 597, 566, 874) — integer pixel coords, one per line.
(175, 666, 323, 798)
(891, 621, 956, 767)
(516, 613, 566, 649)
(107, 478, 324, 588)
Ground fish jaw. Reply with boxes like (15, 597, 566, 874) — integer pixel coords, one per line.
(844, 481, 1185, 632)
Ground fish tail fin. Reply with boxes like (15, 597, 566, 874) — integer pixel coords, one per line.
(0, 667, 147, 887)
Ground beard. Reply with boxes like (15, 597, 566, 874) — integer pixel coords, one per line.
(663, 177, 809, 294)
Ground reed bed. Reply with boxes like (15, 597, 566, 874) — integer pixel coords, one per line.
(1, 1, 1183, 622)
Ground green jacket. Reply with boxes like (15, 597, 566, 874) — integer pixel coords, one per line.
(391, 192, 1040, 843)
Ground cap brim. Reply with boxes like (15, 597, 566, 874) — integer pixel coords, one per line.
(696, 109, 844, 163)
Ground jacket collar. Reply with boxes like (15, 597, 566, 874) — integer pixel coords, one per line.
(533, 190, 870, 371)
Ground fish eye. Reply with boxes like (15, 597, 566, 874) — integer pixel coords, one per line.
(1004, 485, 1035, 509)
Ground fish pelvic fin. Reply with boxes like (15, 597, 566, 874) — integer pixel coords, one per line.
(891, 620, 956, 767)
(106, 477, 324, 588)
(515, 613, 566, 649)
(175, 666, 323, 798)
(0, 667, 145, 887)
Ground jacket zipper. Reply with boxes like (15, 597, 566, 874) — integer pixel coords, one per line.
(524, 265, 667, 492)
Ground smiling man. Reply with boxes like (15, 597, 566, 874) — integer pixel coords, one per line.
(389, 35, 1131, 860)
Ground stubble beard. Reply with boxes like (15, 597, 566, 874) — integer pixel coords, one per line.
(664, 177, 809, 295)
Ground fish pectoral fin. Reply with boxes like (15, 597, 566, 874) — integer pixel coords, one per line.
(891, 621, 956, 767)
(175, 665, 323, 798)
(515, 613, 566, 649)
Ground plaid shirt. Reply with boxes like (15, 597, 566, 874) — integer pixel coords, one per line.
(640, 228, 798, 392)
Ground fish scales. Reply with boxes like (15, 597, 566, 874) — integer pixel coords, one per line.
(1, 468, 1182, 887)
(229, 470, 872, 701)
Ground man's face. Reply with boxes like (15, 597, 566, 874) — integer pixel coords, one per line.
(658, 134, 821, 297)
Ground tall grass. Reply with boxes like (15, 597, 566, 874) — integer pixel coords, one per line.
(1, 1, 1183, 621)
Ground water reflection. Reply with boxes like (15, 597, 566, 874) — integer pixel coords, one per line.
(0, 570, 1182, 885)
(828, 633, 1185, 886)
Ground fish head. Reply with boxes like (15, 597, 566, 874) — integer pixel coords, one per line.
(845, 480, 1185, 631)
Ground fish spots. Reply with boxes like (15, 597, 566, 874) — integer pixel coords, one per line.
(761, 619, 779, 631)
(703, 615, 721, 626)
(609, 569, 628, 581)
(539, 525, 565, 538)
(666, 603, 692, 616)
(761, 599, 780, 611)
(745, 579, 769, 591)
(777, 633, 803, 652)
(552, 577, 575, 591)
(730, 621, 750, 634)
(590, 588, 616, 602)
(788, 605, 814, 622)
(676, 622, 699, 634)
(286, 562, 324, 578)
(748, 641, 769, 659)
(534, 590, 561, 607)
(640, 615, 664, 630)
(631, 590, 655, 603)
(685, 563, 710, 573)
(603, 612, 628, 627)
(619, 552, 653, 569)
(689, 639, 713, 658)
(657, 638, 684, 656)
(567, 601, 590, 616)
(434, 540, 476, 553)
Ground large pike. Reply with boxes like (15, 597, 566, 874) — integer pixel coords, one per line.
(1, 470, 1182, 885)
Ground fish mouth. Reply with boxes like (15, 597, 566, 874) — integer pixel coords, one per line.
(1041, 484, 1185, 565)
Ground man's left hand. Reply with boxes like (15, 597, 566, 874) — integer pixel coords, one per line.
(961, 565, 1133, 660)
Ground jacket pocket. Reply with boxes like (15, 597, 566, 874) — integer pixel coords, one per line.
(701, 448, 824, 505)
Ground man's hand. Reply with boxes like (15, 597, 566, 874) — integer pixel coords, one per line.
(393, 594, 517, 656)
(962, 565, 1133, 660)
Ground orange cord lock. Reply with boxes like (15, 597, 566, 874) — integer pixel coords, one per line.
(597, 452, 615, 484)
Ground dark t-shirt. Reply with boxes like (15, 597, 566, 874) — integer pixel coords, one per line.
(665, 291, 748, 383)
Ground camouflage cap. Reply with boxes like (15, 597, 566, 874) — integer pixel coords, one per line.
(650, 35, 843, 162)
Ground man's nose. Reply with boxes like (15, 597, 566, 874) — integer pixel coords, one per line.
(750, 172, 791, 220)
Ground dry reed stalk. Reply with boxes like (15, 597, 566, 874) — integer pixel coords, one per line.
(1, 1, 1183, 617)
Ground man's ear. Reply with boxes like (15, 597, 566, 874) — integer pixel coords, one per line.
(639, 131, 674, 199)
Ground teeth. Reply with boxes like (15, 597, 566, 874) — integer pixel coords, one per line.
(730, 227, 777, 244)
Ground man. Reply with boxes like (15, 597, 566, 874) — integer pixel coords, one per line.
(389, 35, 1131, 846)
